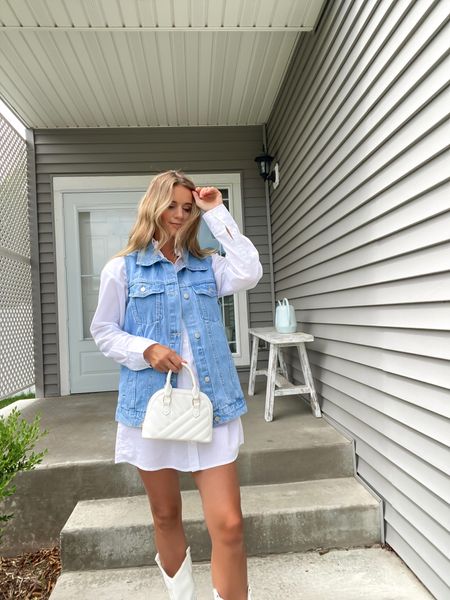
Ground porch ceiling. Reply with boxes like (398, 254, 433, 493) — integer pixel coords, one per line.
(0, 0, 325, 129)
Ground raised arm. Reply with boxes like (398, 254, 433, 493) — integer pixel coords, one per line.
(202, 204, 263, 297)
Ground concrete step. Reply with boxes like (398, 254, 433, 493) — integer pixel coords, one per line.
(60, 477, 380, 572)
(50, 547, 433, 600)
(2, 393, 355, 556)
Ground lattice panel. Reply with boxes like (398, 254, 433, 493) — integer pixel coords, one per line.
(0, 117, 29, 257)
(0, 113, 34, 398)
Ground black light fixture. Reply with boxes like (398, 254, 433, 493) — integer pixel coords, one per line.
(254, 147, 275, 182)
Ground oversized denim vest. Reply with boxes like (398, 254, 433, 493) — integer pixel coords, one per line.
(116, 245, 248, 428)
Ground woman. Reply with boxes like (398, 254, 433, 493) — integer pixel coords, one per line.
(90, 170, 262, 600)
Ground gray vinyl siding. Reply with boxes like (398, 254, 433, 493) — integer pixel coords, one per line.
(266, 1, 450, 599)
(31, 126, 271, 397)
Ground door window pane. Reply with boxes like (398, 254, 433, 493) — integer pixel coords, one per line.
(79, 209, 135, 338)
(198, 190, 237, 354)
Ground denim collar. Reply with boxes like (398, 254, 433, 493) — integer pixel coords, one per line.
(136, 242, 208, 271)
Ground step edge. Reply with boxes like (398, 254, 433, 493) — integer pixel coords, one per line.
(67, 476, 375, 508)
(61, 491, 380, 535)
(68, 476, 370, 505)
(38, 439, 353, 470)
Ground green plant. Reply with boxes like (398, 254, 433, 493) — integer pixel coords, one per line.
(0, 392, 35, 410)
(0, 408, 48, 542)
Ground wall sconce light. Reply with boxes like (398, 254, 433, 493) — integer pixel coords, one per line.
(254, 147, 279, 188)
(254, 148, 274, 181)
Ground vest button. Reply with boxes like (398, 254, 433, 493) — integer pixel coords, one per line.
(204, 376, 210, 383)
(214, 416, 220, 423)
(183, 292, 189, 299)
(194, 332, 200, 339)
(140, 286, 146, 292)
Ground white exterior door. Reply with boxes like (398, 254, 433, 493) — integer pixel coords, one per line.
(63, 191, 141, 393)
(54, 174, 250, 395)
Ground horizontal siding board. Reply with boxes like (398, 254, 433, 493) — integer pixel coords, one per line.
(385, 505, 449, 587)
(269, 0, 384, 155)
(248, 295, 274, 306)
(248, 312, 273, 323)
(321, 400, 449, 504)
(34, 161, 259, 174)
(269, 0, 383, 161)
(32, 133, 265, 146)
(273, 147, 450, 266)
(306, 358, 450, 441)
(306, 351, 450, 418)
(272, 115, 450, 246)
(386, 525, 448, 600)
(276, 237, 450, 291)
(359, 458, 450, 558)
(269, 2, 448, 225)
(270, 0, 344, 134)
(269, 0, 358, 145)
(35, 141, 264, 155)
(246, 206, 269, 216)
(305, 324, 450, 362)
(267, 1, 450, 595)
(33, 128, 264, 145)
(273, 174, 450, 271)
(35, 150, 260, 163)
(286, 273, 450, 309)
(357, 444, 449, 527)
(308, 344, 450, 414)
(249, 282, 272, 295)
(288, 303, 450, 329)
(270, 1, 446, 200)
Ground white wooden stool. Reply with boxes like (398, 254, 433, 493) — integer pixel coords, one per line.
(248, 327, 321, 421)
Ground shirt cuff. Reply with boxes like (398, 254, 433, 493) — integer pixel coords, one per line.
(202, 203, 238, 239)
(129, 337, 158, 369)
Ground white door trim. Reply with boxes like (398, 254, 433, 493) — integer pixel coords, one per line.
(53, 173, 249, 395)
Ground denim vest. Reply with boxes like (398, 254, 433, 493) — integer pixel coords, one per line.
(116, 245, 248, 428)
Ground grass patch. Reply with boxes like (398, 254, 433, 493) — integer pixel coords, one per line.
(0, 393, 35, 411)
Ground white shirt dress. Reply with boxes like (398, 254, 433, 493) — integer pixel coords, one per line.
(90, 204, 262, 472)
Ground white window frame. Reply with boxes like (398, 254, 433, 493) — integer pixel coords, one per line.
(54, 173, 251, 395)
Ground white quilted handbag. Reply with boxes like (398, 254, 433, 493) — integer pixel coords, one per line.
(142, 363, 213, 443)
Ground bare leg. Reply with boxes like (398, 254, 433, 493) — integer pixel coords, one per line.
(192, 461, 248, 600)
(137, 467, 187, 576)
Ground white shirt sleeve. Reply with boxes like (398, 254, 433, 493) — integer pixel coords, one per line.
(203, 203, 263, 297)
(90, 257, 157, 371)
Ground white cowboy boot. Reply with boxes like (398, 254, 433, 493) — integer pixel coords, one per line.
(213, 585, 252, 599)
(155, 546, 197, 599)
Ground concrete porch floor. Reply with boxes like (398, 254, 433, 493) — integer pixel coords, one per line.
(2, 382, 344, 468)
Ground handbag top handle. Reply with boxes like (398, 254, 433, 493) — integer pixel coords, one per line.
(164, 362, 200, 400)
(277, 297, 289, 306)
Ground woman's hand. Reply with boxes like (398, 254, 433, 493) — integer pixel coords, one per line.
(192, 186, 223, 212)
(144, 343, 185, 373)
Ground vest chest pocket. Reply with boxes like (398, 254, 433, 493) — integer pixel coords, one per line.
(192, 283, 221, 322)
(129, 282, 164, 324)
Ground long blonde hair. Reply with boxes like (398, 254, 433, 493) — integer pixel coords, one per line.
(116, 170, 215, 258)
